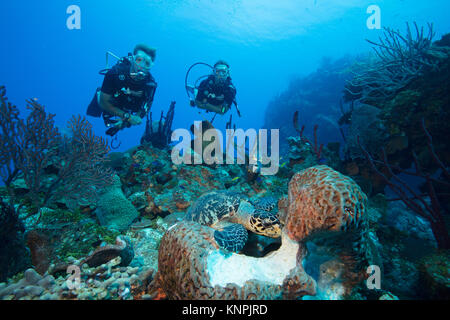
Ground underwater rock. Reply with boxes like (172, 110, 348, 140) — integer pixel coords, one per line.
(107, 152, 130, 170)
(37, 275, 56, 290)
(383, 200, 436, 246)
(345, 104, 387, 160)
(23, 268, 42, 285)
(128, 192, 148, 211)
(316, 259, 347, 300)
(128, 228, 163, 273)
(378, 292, 399, 300)
(118, 237, 134, 267)
(0, 258, 153, 300)
(418, 251, 450, 299)
(130, 217, 154, 230)
(155, 172, 172, 185)
(162, 211, 185, 227)
(0, 268, 50, 299)
(351, 175, 373, 197)
(286, 136, 318, 170)
(95, 175, 139, 232)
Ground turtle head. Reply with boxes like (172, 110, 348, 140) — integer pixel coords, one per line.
(248, 210, 281, 238)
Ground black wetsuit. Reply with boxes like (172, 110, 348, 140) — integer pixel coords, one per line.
(100, 58, 157, 118)
(87, 57, 157, 125)
(196, 75, 236, 108)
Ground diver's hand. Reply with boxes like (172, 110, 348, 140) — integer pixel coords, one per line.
(128, 114, 142, 126)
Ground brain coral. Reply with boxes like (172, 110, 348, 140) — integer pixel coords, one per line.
(285, 165, 367, 242)
(152, 165, 368, 300)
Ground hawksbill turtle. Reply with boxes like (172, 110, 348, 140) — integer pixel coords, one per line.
(185, 191, 281, 252)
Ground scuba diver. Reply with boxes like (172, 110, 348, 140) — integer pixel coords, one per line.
(186, 60, 240, 119)
(86, 44, 157, 137)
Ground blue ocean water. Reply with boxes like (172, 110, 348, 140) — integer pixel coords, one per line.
(1, 1, 450, 303)
(1, 0, 449, 152)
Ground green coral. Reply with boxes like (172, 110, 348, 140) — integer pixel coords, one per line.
(55, 221, 120, 261)
(37, 208, 120, 261)
(40, 208, 84, 225)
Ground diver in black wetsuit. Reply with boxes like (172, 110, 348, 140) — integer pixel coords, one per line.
(87, 44, 157, 136)
(190, 60, 237, 115)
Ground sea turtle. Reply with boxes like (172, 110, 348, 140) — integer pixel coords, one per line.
(185, 191, 281, 252)
(250, 196, 278, 213)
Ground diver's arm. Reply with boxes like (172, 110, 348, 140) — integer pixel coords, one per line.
(98, 91, 128, 119)
(224, 83, 237, 105)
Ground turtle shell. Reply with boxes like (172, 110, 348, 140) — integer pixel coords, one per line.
(185, 191, 247, 226)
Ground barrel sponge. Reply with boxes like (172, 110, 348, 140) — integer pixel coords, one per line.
(155, 221, 316, 300)
(285, 165, 368, 242)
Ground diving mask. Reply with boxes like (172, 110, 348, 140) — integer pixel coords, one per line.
(130, 54, 153, 79)
(214, 65, 229, 79)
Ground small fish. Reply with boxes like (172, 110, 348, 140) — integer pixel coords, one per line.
(231, 176, 240, 182)
(280, 161, 288, 168)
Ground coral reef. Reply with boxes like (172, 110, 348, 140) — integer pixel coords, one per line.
(263, 57, 353, 155)
(338, 26, 450, 206)
(0, 261, 154, 300)
(95, 175, 139, 232)
(1, 72, 447, 299)
(0, 87, 114, 218)
(0, 217, 171, 300)
(150, 221, 316, 299)
(287, 111, 342, 176)
(0, 200, 31, 282)
(0, 269, 56, 300)
(418, 251, 450, 299)
(358, 119, 449, 249)
(26, 230, 53, 275)
(344, 22, 439, 105)
(150, 165, 370, 300)
(140, 101, 175, 149)
(344, 104, 387, 161)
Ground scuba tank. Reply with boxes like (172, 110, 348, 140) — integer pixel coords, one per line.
(87, 51, 128, 118)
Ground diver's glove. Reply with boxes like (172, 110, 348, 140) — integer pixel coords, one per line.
(106, 121, 123, 136)
(105, 119, 132, 136)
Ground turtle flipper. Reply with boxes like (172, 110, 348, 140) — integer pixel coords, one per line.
(214, 223, 248, 253)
